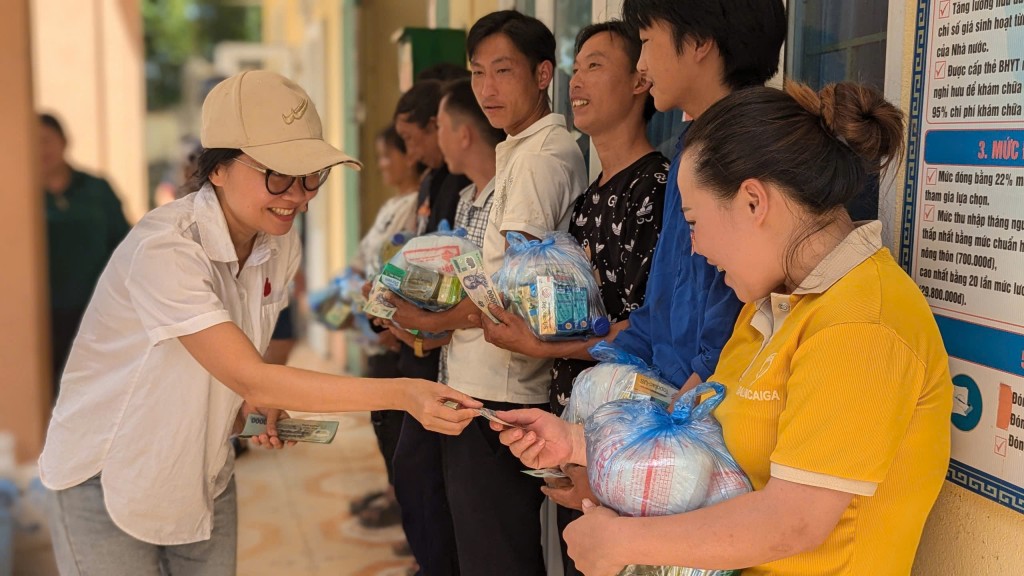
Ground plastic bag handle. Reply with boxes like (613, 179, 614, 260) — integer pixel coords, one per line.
(434, 219, 469, 237)
(587, 342, 652, 370)
(671, 382, 726, 423)
(504, 231, 558, 250)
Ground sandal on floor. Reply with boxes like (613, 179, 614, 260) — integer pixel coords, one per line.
(348, 489, 387, 515)
(358, 496, 402, 529)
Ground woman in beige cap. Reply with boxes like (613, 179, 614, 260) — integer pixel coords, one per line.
(38, 70, 481, 575)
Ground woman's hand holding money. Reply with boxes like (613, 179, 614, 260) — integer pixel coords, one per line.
(488, 409, 586, 469)
(564, 499, 626, 576)
(402, 380, 482, 435)
(236, 402, 296, 449)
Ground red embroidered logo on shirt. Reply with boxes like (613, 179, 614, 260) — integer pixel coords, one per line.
(264, 278, 272, 297)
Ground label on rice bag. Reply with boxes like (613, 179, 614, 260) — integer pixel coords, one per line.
(627, 374, 677, 408)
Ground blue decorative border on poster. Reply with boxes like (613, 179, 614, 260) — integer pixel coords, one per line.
(902, 0, 1023, 516)
(899, 0, 931, 272)
(948, 460, 1024, 514)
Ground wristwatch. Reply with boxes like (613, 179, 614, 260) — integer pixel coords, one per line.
(413, 335, 427, 358)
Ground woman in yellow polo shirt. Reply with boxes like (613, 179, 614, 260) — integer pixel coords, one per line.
(493, 81, 952, 575)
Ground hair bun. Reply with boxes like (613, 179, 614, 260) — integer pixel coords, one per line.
(820, 83, 905, 173)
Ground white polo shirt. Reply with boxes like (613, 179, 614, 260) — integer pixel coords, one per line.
(39, 183, 299, 545)
(446, 114, 587, 404)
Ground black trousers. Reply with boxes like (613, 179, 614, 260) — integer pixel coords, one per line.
(367, 351, 404, 485)
(393, 413, 460, 576)
(442, 400, 548, 576)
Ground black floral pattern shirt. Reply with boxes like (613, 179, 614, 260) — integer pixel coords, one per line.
(550, 151, 669, 413)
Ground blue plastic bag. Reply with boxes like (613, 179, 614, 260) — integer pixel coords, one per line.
(562, 343, 678, 424)
(308, 268, 367, 330)
(378, 220, 477, 312)
(496, 231, 609, 340)
(586, 383, 751, 576)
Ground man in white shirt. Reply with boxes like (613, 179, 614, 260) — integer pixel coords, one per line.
(387, 11, 587, 575)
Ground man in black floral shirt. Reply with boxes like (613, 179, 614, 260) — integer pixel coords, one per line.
(480, 20, 668, 576)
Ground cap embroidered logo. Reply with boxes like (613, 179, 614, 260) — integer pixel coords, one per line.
(282, 99, 309, 125)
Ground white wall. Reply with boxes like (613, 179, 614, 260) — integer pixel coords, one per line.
(30, 0, 147, 222)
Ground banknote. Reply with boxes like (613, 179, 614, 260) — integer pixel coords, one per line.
(239, 413, 340, 444)
(521, 467, 568, 479)
(362, 277, 397, 320)
(477, 407, 519, 428)
(451, 250, 502, 324)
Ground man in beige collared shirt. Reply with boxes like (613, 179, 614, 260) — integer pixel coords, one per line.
(447, 10, 587, 576)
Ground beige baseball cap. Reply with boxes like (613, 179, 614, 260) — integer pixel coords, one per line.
(201, 70, 361, 175)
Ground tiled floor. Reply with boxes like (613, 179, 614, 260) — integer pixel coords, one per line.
(14, 343, 412, 575)
(235, 343, 411, 576)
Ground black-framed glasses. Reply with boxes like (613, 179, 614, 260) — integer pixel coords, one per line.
(232, 158, 331, 195)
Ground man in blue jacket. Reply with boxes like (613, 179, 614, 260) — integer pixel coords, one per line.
(610, 0, 787, 394)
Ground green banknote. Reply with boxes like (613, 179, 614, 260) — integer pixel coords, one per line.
(239, 413, 339, 444)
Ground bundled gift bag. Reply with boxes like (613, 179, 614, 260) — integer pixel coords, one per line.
(308, 268, 366, 330)
(378, 221, 477, 311)
(496, 231, 609, 340)
(562, 343, 678, 424)
(585, 383, 752, 576)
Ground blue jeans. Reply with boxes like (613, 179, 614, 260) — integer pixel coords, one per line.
(47, 475, 237, 576)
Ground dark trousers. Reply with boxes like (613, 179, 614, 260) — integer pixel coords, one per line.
(442, 401, 548, 576)
(367, 352, 404, 485)
(393, 413, 460, 576)
(557, 505, 584, 576)
(51, 307, 85, 401)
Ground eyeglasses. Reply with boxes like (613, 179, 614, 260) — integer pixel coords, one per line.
(232, 158, 330, 195)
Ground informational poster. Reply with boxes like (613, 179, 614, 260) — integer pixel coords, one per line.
(902, 0, 1024, 514)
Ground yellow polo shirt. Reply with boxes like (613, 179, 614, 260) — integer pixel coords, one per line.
(709, 222, 952, 575)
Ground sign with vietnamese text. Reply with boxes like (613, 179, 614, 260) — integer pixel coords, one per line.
(902, 0, 1024, 515)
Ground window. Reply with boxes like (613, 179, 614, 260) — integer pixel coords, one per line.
(788, 0, 889, 220)
(788, 0, 889, 90)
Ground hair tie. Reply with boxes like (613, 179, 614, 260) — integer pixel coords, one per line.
(817, 99, 852, 150)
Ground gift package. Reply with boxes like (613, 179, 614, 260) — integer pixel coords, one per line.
(378, 223, 477, 312)
(308, 268, 367, 330)
(496, 232, 609, 340)
(562, 343, 678, 424)
(585, 383, 751, 576)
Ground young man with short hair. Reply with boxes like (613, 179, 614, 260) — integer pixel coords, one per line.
(451, 13, 587, 574)
(386, 10, 588, 575)
(604, 0, 786, 398)
(387, 80, 471, 573)
(386, 78, 505, 576)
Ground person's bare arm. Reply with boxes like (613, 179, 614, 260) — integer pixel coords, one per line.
(481, 303, 628, 360)
(385, 295, 481, 333)
(179, 322, 480, 435)
(564, 478, 853, 575)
